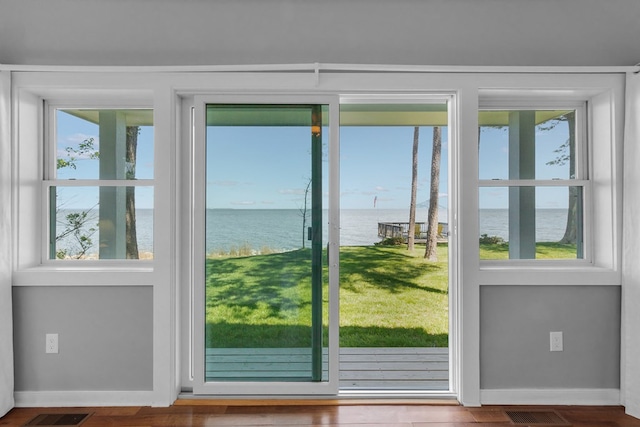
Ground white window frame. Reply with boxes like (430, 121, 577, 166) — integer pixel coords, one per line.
(478, 101, 590, 266)
(42, 102, 155, 264)
(475, 87, 622, 284)
(12, 84, 165, 286)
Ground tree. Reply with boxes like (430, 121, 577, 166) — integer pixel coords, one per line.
(407, 127, 420, 251)
(424, 126, 442, 261)
(55, 138, 99, 259)
(299, 178, 312, 249)
(56, 125, 142, 259)
(544, 112, 577, 244)
(125, 126, 140, 259)
(55, 209, 97, 259)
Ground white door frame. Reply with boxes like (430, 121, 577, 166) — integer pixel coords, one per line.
(191, 94, 341, 395)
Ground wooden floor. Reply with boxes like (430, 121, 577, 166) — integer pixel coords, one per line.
(3, 403, 640, 426)
(207, 347, 449, 390)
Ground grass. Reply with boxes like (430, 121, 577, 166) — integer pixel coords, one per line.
(480, 241, 578, 259)
(205, 241, 577, 349)
(205, 243, 449, 348)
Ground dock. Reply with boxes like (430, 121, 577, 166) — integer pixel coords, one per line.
(377, 222, 448, 243)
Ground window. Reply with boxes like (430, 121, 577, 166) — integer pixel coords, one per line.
(478, 107, 587, 260)
(46, 108, 154, 260)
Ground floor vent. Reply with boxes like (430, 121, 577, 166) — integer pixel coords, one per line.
(23, 413, 91, 427)
(505, 409, 571, 426)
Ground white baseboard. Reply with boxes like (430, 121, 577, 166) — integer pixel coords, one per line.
(480, 388, 621, 406)
(14, 390, 163, 408)
(625, 401, 640, 419)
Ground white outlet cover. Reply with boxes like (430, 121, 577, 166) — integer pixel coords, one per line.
(550, 331, 563, 352)
(46, 333, 59, 354)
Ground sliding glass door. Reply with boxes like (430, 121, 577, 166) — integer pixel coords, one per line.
(190, 94, 454, 396)
(338, 100, 452, 392)
(193, 97, 339, 394)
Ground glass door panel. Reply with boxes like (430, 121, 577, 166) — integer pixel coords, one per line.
(339, 101, 451, 392)
(203, 104, 328, 384)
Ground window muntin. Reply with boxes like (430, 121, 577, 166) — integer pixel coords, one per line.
(478, 108, 586, 261)
(47, 108, 154, 260)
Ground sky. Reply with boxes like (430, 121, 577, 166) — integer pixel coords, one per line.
(55, 108, 573, 212)
(206, 124, 449, 212)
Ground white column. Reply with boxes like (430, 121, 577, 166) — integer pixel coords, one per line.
(98, 111, 127, 259)
(508, 111, 536, 259)
(623, 71, 640, 418)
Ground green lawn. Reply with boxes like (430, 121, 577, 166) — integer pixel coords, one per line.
(205, 244, 449, 348)
(205, 241, 577, 349)
(480, 241, 578, 259)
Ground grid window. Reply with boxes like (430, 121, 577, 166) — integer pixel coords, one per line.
(478, 108, 586, 260)
(47, 108, 154, 260)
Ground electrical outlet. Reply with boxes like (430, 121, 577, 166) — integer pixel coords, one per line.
(550, 331, 563, 352)
(46, 333, 58, 354)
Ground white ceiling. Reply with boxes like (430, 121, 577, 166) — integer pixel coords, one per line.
(1, 0, 639, 67)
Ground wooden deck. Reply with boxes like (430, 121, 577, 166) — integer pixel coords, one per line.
(206, 347, 449, 391)
(378, 222, 449, 243)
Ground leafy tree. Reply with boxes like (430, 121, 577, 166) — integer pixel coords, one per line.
(55, 209, 97, 259)
(55, 138, 98, 259)
(542, 112, 578, 244)
(56, 137, 99, 170)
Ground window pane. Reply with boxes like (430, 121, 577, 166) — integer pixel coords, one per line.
(56, 109, 154, 180)
(50, 186, 154, 260)
(479, 186, 583, 260)
(204, 104, 329, 382)
(479, 110, 576, 180)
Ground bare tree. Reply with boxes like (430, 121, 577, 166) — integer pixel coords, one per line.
(300, 178, 311, 249)
(125, 126, 139, 259)
(424, 126, 442, 261)
(407, 127, 420, 251)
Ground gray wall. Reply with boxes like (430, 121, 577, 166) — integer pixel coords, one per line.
(12, 286, 153, 391)
(2, 0, 632, 398)
(481, 286, 620, 389)
(1, 0, 639, 67)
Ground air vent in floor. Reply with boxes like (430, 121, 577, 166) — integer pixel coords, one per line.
(505, 409, 571, 426)
(23, 413, 91, 427)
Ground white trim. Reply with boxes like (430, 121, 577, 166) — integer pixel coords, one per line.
(478, 179, 589, 187)
(475, 268, 620, 286)
(0, 68, 15, 417)
(9, 70, 626, 408)
(457, 83, 481, 407)
(43, 180, 155, 187)
(480, 388, 621, 406)
(14, 391, 163, 408)
(1, 62, 638, 74)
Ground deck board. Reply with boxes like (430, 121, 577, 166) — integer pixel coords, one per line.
(206, 347, 449, 390)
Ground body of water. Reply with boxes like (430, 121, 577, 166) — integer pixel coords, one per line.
(206, 208, 571, 254)
(55, 208, 571, 257)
